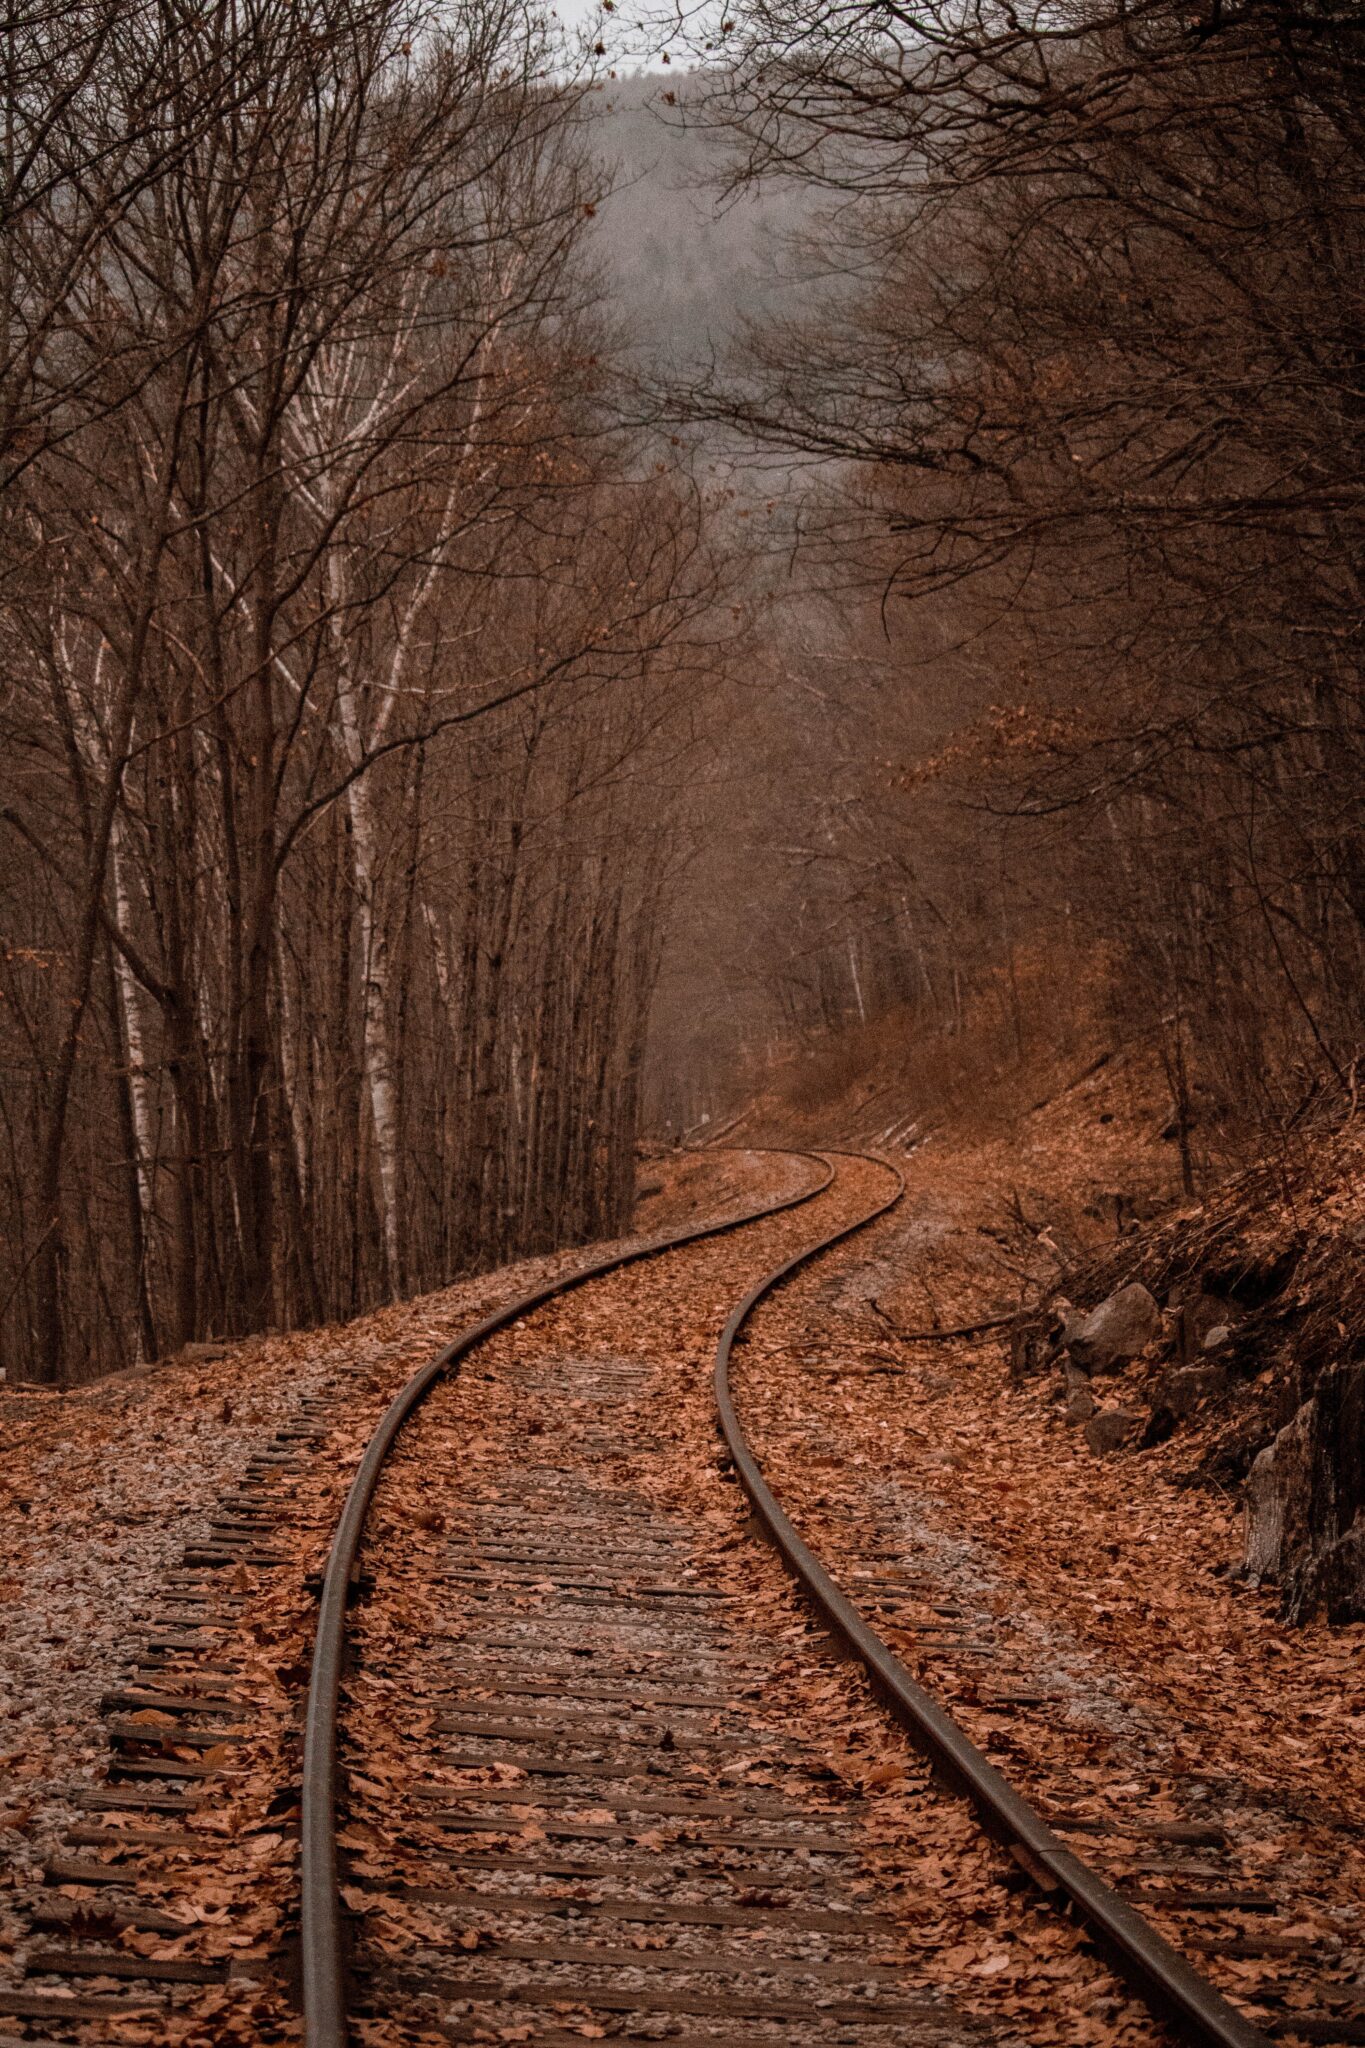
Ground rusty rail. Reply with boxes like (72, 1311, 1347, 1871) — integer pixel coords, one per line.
(300, 1150, 833, 2048)
(713, 1149, 1271, 2048)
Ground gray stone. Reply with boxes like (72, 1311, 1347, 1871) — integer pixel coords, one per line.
(1202, 1324, 1232, 1351)
(1298, 1522, 1365, 1625)
(1244, 1361, 1365, 1621)
(1245, 1399, 1315, 1580)
(1083, 1407, 1142, 1455)
(1062, 1359, 1096, 1423)
(1067, 1282, 1161, 1375)
(1153, 1363, 1229, 1419)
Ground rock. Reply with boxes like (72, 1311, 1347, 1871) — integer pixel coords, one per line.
(1083, 1407, 1141, 1454)
(1067, 1283, 1161, 1375)
(1152, 1362, 1229, 1420)
(1062, 1360, 1095, 1423)
(1296, 1522, 1365, 1625)
(1244, 1361, 1365, 1621)
(1245, 1398, 1316, 1580)
(1202, 1324, 1231, 1352)
(1009, 1314, 1058, 1383)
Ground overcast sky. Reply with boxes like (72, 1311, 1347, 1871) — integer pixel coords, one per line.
(547, 0, 675, 70)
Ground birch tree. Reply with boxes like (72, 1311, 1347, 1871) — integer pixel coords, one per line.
(0, 0, 734, 1381)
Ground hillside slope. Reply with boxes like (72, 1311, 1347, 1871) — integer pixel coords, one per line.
(701, 1012, 1365, 1624)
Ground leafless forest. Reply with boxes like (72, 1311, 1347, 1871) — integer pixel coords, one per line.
(0, 0, 735, 1383)
(2, 0, 1362, 1383)
(648, 1, 1365, 1176)
(3, 9, 1365, 2035)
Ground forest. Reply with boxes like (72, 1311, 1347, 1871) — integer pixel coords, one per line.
(644, 0, 1365, 1180)
(0, 0, 734, 1383)
(0, 6, 1362, 2043)
(1, 0, 1362, 1381)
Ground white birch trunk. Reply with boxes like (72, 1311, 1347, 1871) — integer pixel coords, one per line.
(300, 264, 518, 1294)
(273, 925, 312, 1208)
(111, 820, 156, 1219)
(423, 899, 455, 1009)
(326, 567, 404, 1293)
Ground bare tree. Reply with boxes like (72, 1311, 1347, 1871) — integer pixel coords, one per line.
(0, 0, 734, 1382)
(641, 1, 1365, 1149)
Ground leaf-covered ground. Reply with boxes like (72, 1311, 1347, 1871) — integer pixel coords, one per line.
(342, 1156, 1166, 2048)
(4, 1087, 1358, 2047)
(0, 1148, 796, 2041)
(728, 1112, 1365, 2040)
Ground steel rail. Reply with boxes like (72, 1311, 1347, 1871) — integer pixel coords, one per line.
(300, 1148, 835, 2048)
(714, 1148, 1272, 2048)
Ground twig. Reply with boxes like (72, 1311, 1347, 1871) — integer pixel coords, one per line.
(870, 1296, 1018, 1343)
(1026, 1048, 1116, 1116)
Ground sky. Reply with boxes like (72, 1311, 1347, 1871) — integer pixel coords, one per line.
(546, 0, 680, 71)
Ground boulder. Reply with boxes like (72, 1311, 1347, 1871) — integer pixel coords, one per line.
(1152, 1362, 1229, 1420)
(1062, 1360, 1096, 1424)
(1296, 1522, 1365, 1625)
(1244, 1361, 1365, 1621)
(1067, 1283, 1161, 1375)
(1245, 1398, 1317, 1581)
(1009, 1317, 1054, 1382)
(1083, 1407, 1142, 1455)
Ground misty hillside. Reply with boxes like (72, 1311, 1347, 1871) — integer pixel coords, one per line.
(584, 73, 816, 365)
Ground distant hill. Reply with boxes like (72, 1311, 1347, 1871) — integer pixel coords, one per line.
(583, 73, 816, 367)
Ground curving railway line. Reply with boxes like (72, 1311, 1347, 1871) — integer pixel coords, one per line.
(3, 1149, 1356, 2048)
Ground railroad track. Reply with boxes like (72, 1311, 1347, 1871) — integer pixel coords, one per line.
(4, 1149, 1354, 2047)
(0, 1156, 835, 2044)
(0, 1364, 373, 2040)
(722, 1162, 1365, 2048)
